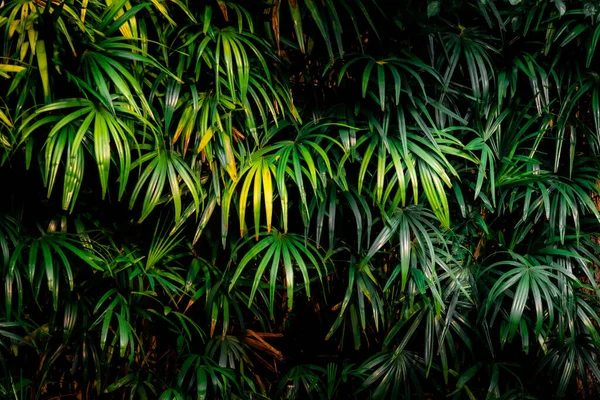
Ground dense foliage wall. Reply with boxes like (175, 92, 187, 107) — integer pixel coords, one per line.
(3, 0, 600, 398)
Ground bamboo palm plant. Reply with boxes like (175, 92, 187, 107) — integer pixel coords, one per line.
(2, 0, 600, 398)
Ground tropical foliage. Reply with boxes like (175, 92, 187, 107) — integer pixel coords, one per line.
(2, 0, 600, 398)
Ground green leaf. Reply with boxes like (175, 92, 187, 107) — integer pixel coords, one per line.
(427, 1, 440, 17)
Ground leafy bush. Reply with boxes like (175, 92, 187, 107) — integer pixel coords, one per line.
(2, 0, 600, 398)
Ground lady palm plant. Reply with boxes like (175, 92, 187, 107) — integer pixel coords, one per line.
(2, 0, 600, 398)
